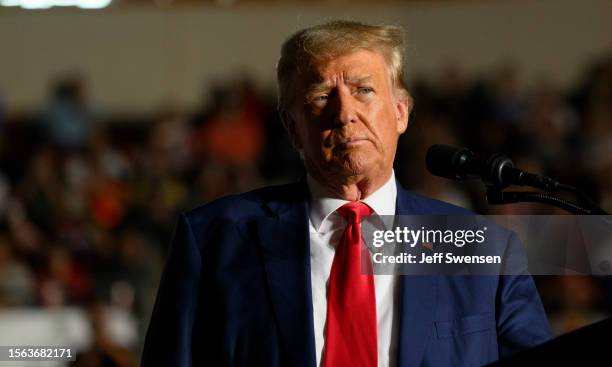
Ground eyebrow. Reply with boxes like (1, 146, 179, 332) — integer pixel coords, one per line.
(306, 75, 374, 94)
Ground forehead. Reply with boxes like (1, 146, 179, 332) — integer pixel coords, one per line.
(304, 49, 390, 84)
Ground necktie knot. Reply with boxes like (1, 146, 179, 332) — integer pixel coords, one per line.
(336, 201, 373, 224)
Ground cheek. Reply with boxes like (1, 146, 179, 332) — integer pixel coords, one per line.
(382, 128, 400, 149)
(303, 128, 332, 156)
(371, 105, 400, 142)
(376, 124, 401, 157)
(315, 122, 337, 145)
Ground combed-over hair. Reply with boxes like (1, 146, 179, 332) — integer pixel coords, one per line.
(277, 20, 410, 111)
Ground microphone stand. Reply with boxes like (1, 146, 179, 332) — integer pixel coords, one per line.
(486, 182, 612, 366)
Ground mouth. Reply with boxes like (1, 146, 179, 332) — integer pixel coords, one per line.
(337, 136, 369, 147)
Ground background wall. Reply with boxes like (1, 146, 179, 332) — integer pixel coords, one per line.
(1, 0, 611, 115)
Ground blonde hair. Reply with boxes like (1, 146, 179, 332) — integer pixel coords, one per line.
(276, 20, 410, 111)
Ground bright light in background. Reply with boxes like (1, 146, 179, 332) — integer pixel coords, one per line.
(0, 0, 111, 9)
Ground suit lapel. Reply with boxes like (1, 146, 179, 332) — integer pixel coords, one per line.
(254, 182, 316, 367)
(252, 182, 439, 367)
(396, 186, 439, 367)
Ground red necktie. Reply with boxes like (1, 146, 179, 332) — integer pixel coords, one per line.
(323, 201, 377, 367)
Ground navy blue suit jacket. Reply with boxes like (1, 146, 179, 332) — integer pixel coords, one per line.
(142, 180, 552, 366)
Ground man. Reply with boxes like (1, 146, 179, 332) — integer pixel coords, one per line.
(142, 21, 551, 367)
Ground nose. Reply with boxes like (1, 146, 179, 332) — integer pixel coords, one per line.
(332, 87, 358, 126)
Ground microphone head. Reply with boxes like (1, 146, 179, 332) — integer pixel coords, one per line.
(426, 144, 474, 181)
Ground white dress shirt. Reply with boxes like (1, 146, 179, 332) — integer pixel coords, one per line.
(307, 172, 399, 367)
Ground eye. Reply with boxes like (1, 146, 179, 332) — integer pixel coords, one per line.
(357, 87, 374, 95)
(308, 94, 329, 108)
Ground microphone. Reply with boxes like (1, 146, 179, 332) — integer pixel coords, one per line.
(425, 144, 560, 190)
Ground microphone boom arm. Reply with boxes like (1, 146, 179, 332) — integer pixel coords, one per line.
(486, 189, 607, 215)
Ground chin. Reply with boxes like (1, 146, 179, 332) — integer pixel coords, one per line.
(334, 152, 378, 177)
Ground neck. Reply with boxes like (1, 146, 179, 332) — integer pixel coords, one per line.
(309, 170, 393, 201)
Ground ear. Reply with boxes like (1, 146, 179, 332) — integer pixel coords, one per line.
(395, 94, 412, 134)
(280, 109, 303, 150)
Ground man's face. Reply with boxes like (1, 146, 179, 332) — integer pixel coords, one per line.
(284, 49, 410, 186)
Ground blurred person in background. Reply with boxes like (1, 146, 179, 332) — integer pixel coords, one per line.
(574, 56, 612, 211)
(39, 74, 99, 153)
(546, 276, 608, 335)
(523, 80, 577, 170)
(14, 147, 62, 235)
(38, 245, 92, 306)
(0, 172, 9, 221)
(72, 302, 138, 367)
(0, 233, 36, 306)
(192, 75, 265, 192)
(0, 91, 5, 135)
(127, 110, 193, 250)
(149, 106, 193, 176)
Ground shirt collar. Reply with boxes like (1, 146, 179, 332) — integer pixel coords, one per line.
(307, 171, 397, 232)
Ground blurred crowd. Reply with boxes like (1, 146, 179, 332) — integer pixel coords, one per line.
(0, 53, 611, 365)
